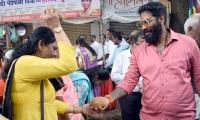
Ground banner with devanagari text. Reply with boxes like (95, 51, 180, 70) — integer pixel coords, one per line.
(0, 0, 101, 22)
(104, 0, 160, 17)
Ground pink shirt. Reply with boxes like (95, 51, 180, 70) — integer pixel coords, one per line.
(118, 30, 200, 120)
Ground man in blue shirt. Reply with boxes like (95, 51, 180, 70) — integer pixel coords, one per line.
(105, 31, 129, 70)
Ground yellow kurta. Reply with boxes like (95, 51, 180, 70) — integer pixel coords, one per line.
(11, 41, 78, 120)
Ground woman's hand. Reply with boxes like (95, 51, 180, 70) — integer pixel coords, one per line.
(82, 104, 103, 117)
(55, 96, 64, 101)
(43, 6, 62, 29)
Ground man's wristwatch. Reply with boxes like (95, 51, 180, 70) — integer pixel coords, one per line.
(52, 26, 63, 33)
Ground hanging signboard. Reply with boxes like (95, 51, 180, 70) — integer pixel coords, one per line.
(0, 0, 101, 22)
(104, 0, 160, 17)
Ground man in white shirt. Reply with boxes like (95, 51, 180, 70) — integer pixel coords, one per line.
(111, 30, 144, 120)
(105, 28, 116, 72)
(96, 34, 109, 66)
(105, 31, 129, 72)
(184, 13, 200, 120)
(90, 35, 100, 55)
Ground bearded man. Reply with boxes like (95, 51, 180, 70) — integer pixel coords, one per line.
(90, 2, 200, 120)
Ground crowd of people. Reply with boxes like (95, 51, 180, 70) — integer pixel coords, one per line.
(0, 1, 200, 120)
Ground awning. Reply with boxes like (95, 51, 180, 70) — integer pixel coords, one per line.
(63, 17, 100, 24)
(102, 12, 139, 24)
(102, 0, 159, 24)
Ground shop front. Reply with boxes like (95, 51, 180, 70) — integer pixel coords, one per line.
(0, 0, 101, 47)
(102, 0, 166, 38)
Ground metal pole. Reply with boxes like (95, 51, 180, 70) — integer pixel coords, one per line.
(100, 0, 105, 66)
(100, 18, 105, 66)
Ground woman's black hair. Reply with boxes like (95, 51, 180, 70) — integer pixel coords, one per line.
(1, 26, 56, 80)
(0, 48, 3, 60)
(76, 38, 97, 56)
(83, 66, 110, 86)
(13, 26, 56, 59)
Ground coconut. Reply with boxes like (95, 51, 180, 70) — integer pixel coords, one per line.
(90, 97, 106, 107)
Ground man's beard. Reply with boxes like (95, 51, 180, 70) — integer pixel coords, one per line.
(143, 21, 162, 45)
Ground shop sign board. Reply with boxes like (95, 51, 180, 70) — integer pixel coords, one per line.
(104, 0, 160, 17)
(0, 0, 101, 22)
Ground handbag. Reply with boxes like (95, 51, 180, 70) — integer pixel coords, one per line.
(40, 80, 44, 120)
(49, 77, 64, 91)
(2, 59, 17, 120)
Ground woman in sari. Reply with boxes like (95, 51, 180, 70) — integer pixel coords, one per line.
(76, 38, 98, 70)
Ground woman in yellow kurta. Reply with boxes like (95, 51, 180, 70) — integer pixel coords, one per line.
(3, 8, 99, 120)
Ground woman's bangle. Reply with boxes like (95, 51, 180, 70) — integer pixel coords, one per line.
(73, 105, 83, 114)
(80, 106, 83, 113)
(72, 105, 76, 114)
(52, 25, 63, 33)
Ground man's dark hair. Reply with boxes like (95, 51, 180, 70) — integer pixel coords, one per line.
(129, 30, 144, 44)
(91, 35, 96, 38)
(138, 2, 167, 24)
(106, 28, 115, 35)
(78, 35, 86, 39)
(112, 32, 122, 41)
(102, 34, 106, 39)
(99, 34, 106, 39)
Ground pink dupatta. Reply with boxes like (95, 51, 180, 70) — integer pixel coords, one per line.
(57, 76, 84, 120)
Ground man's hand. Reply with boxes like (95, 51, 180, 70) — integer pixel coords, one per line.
(90, 88, 127, 111)
(90, 96, 110, 111)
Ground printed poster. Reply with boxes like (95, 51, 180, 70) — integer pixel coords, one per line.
(104, 0, 160, 17)
(0, 0, 101, 22)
